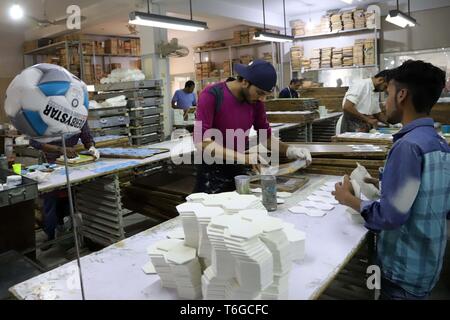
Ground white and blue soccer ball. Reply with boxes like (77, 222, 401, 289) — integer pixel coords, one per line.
(4, 63, 89, 139)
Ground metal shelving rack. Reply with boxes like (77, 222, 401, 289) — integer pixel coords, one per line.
(23, 36, 142, 85)
(290, 26, 381, 78)
(194, 40, 283, 96)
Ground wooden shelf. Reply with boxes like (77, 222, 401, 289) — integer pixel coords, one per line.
(293, 65, 378, 72)
(294, 28, 379, 41)
(195, 41, 272, 53)
(85, 54, 141, 58)
(24, 41, 75, 55)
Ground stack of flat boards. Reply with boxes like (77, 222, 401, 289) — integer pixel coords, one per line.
(94, 80, 165, 146)
(288, 143, 388, 177)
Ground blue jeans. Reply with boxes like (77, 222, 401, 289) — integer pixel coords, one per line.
(42, 192, 70, 240)
(380, 277, 429, 300)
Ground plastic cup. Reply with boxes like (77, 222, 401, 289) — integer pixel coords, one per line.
(12, 163, 22, 175)
(235, 175, 251, 194)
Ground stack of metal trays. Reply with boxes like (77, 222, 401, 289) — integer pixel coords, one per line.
(130, 132, 162, 146)
(93, 80, 164, 144)
(88, 105, 130, 138)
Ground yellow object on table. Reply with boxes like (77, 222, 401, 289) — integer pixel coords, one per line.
(12, 163, 22, 175)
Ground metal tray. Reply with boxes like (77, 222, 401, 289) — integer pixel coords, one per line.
(0, 169, 38, 208)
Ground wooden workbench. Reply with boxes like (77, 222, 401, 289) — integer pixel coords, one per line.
(9, 174, 368, 300)
(332, 132, 393, 146)
(36, 123, 301, 194)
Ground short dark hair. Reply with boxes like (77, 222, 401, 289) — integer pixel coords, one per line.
(185, 81, 195, 88)
(290, 78, 303, 85)
(388, 60, 446, 114)
(374, 69, 391, 79)
(226, 77, 236, 82)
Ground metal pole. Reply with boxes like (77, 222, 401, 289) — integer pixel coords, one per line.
(189, 0, 193, 20)
(262, 0, 266, 30)
(61, 134, 86, 300)
(283, 0, 287, 36)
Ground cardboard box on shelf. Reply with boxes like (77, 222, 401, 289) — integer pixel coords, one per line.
(354, 9, 366, 28)
(331, 14, 343, 32)
(240, 31, 250, 44)
(240, 54, 253, 65)
(366, 11, 376, 28)
(23, 40, 39, 53)
(353, 43, 364, 65)
(310, 58, 321, 69)
(105, 39, 118, 54)
(233, 31, 242, 45)
(312, 48, 321, 59)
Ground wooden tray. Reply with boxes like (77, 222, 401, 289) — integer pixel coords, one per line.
(55, 155, 96, 166)
(250, 175, 309, 193)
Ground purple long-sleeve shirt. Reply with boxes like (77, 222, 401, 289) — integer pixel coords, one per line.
(30, 123, 94, 163)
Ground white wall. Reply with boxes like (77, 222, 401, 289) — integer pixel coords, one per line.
(381, 6, 450, 53)
(0, 27, 25, 123)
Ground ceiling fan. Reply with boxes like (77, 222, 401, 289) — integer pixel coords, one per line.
(26, 0, 87, 28)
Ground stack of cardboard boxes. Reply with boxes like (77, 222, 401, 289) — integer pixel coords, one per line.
(342, 46, 354, 66)
(318, 15, 331, 34)
(311, 49, 321, 69)
(249, 27, 262, 42)
(262, 52, 273, 64)
(195, 62, 215, 80)
(353, 40, 365, 65)
(342, 11, 354, 30)
(363, 39, 376, 65)
(103, 38, 141, 56)
(240, 55, 253, 65)
(366, 11, 377, 28)
(331, 14, 343, 32)
(290, 46, 304, 70)
(332, 48, 343, 67)
(354, 9, 366, 29)
(291, 20, 306, 37)
(320, 47, 333, 68)
(223, 60, 232, 78)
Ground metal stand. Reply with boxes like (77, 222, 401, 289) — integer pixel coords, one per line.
(61, 134, 86, 300)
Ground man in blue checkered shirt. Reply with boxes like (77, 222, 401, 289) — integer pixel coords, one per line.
(334, 60, 450, 299)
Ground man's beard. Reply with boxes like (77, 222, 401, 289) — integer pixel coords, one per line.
(387, 98, 402, 125)
(241, 88, 256, 104)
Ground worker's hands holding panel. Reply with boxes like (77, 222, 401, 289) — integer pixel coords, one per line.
(88, 146, 100, 160)
(286, 146, 312, 166)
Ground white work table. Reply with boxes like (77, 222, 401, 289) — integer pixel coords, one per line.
(37, 123, 300, 194)
(10, 174, 368, 300)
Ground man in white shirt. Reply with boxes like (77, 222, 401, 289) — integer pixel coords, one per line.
(341, 70, 390, 133)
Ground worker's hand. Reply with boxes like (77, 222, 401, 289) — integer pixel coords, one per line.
(88, 146, 100, 161)
(61, 147, 78, 159)
(366, 117, 379, 129)
(364, 177, 380, 190)
(286, 146, 312, 166)
(245, 152, 269, 166)
(332, 175, 355, 206)
(183, 110, 189, 121)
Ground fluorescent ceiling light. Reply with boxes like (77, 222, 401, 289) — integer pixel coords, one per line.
(386, 10, 416, 28)
(254, 31, 294, 43)
(129, 11, 207, 32)
(9, 4, 24, 20)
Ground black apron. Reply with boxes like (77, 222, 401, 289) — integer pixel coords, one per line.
(194, 163, 251, 194)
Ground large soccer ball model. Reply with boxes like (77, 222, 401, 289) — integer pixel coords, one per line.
(4, 63, 89, 139)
